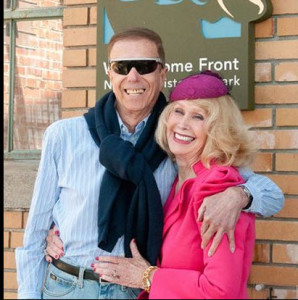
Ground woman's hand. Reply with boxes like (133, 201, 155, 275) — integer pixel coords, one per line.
(92, 239, 150, 288)
(44, 225, 64, 262)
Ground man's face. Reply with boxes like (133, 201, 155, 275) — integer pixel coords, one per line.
(108, 38, 167, 118)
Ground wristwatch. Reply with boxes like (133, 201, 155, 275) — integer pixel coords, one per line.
(240, 186, 253, 210)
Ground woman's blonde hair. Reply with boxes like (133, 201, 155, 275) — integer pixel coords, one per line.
(155, 95, 257, 168)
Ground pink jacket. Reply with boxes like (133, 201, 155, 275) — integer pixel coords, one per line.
(139, 161, 255, 299)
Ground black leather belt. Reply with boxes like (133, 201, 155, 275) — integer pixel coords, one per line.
(52, 259, 108, 282)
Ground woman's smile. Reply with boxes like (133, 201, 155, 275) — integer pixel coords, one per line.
(166, 100, 208, 164)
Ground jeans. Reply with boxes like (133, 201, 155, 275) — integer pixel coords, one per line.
(42, 263, 141, 299)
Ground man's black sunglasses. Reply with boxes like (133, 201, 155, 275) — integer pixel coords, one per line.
(109, 58, 163, 75)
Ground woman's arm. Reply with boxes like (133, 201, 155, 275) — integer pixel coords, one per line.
(150, 213, 255, 299)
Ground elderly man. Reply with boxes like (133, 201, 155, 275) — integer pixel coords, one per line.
(16, 27, 284, 299)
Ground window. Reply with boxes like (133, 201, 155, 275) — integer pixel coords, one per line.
(4, 0, 64, 159)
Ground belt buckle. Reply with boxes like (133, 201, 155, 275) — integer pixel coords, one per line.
(99, 277, 108, 284)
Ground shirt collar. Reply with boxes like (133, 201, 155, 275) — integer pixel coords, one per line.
(115, 110, 150, 137)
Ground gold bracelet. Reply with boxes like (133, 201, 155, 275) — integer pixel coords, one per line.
(142, 265, 158, 293)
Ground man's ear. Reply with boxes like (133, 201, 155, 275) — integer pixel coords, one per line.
(107, 70, 114, 90)
(162, 66, 168, 78)
(107, 69, 112, 79)
(164, 66, 169, 75)
(160, 66, 168, 88)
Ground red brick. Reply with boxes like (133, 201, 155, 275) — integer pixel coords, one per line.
(255, 18, 274, 38)
(89, 48, 97, 66)
(3, 292, 18, 299)
(4, 271, 17, 290)
(4, 251, 16, 269)
(256, 220, 298, 241)
(249, 265, 298, 286)
(63, 49, 87, 67)
(253, 243, 270, 263)
(63, 69, 96, 88)
(64, 7, 88, 26)
(256, 40, 298, 60)
(90, 6, 97, 25)
(62, 90, 87, 108)
(21, 88, 40, 100)
(4, 212, 22, 229)
(275, 62, 298, 82)
(272, 288, 298, 299)
(242, 109, 272, 128)
(23, 212, 29, 228)
(10, 231, 24, 249)
(255, 63, 272, 82)
(272, 0, 298, 14)
(61, 109, 88, 119)
(26, 78, 40, 89)
(276, 108, 298, 126)
(277, 17, 298, 36)
(4, 231, 10, 248)
(64, 0, 97, 4)
(255, 85, 298, 104)
(251, 152, 273, 172)
(247, 287, 269, 299)
(88, 89, 96, 107)
(64, 27, 97, 47)
(276, 153, 298, 171)
(267, 174, 298, 195)
(251, 130, 298, 150)
(275, 198, 298, 219)
(273, 244, 298, 264)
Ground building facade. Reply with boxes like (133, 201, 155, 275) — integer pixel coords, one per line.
(3, 0, 298, 298)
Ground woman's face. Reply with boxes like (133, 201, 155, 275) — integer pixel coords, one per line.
(166, 100, 208, 166)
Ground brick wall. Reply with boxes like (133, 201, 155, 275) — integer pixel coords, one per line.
(4, 0, 298, 298)
(4, 210, 29, 299)
(61, 0, 97, 118)
(245, 2, 298, 297)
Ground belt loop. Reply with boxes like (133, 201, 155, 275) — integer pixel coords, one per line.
(41, 263, 51, 293)
(77, 267, 85, 288)
(121, 285, 127, 292)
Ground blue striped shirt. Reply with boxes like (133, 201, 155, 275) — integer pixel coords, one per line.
(15, 115, 284, 299)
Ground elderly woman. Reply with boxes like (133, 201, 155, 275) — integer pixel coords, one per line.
(92, 70, 257, 299)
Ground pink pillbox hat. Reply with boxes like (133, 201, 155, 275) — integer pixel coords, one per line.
(169, 70, 229, 101)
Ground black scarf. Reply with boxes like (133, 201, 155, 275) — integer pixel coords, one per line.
(84, 91, 167, 264)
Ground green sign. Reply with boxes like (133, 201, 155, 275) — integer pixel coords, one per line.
(97, 0, 272, 110)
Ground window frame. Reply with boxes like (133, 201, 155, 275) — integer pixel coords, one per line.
(4, 0, 64, 160)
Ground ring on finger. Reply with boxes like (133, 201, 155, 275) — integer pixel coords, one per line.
(112, 270, 120, 279)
